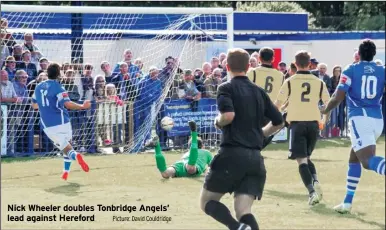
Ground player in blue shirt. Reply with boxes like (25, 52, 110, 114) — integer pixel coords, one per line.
(321, 39, 385, 214)
(32, 62, 91, 181)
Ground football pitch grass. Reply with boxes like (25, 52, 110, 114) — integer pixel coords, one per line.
(1, 138, 385, 229)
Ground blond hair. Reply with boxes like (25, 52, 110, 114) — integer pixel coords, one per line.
(105, 84, 117, 96)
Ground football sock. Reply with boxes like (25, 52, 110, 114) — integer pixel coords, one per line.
(188, 131, 198, 165)
(307, 159, 318, 182)
(240, 213, 259, 230)
(155, 141, 167, 173)
(299, 163, 315, 194)
(155, 139, 162, 155)
(68, 149, 78, 161)
(343, 163, 361, 204)
(63, 156, 72, 172)
(368, 156, 385, 175)
(204, 200, 240, 230)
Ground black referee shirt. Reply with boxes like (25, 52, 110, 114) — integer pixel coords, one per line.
(217, 76, 283, 150)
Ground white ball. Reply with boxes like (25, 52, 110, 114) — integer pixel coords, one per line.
(161, 116, 174, 131)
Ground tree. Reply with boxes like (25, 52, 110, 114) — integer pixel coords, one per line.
(342, 2, 385, 30)
(235, 1, 318, 29)
(1, 1, 233, 7)
(298, 1, 385, 30)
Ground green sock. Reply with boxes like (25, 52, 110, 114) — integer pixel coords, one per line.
(155, 140, 162, 155)
(188, 131, 198, 165)
(155, 141, 166, 172)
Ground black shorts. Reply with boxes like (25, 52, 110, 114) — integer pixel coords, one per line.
(204, 146, 266, 200)
(288, 121, 319, 160)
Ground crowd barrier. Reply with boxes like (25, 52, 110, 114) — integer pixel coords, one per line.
(1, 95, 385, 157)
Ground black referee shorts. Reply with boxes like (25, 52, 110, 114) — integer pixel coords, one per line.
(204, 146, 266, 200)
(288, 121, 319, 160)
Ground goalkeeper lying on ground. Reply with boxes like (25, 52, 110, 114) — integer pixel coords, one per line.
(154, 121, 213, 178)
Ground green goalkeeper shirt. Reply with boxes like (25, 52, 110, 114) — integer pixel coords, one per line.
(173, 149, 213, 177)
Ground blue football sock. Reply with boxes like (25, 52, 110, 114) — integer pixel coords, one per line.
(63, 156, 72, 172)
(68, 150, 78, 161)
(369, 156, 385, 175)
(343, 163, 361, 204)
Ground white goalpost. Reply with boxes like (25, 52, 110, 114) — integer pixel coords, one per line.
(1, 4, 234, 156)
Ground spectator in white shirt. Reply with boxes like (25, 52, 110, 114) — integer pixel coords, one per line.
(23, 33, 43, 67)
(0, 70, 19, 104)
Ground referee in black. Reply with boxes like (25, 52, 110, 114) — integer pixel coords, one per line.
(200, 48, 284, 230)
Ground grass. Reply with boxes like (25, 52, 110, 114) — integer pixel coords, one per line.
(0, 137, 353, 164)
(1, 138, 385, 229)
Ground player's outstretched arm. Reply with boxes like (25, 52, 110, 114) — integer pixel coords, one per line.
(319, 82, 332, 125)
(322, 66, 350, 115)
(214, 112, 234, 129)
(31, 93, 38, 110)
(262, 121, 284, 137)
(263, 87, 284, 137)
(64, 100, 91, 110)
(31, 103, 39, 110)
(280, 100, 289, 111)
(215, 84, 235, 129)
(274, 80, 289, 110)
(321, 89, 345, 115)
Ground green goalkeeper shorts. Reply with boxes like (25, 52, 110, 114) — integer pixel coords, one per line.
(171, 161, 204, 178)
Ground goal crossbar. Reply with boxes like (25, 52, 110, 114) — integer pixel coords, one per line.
(1, 4, 234, 49)
(1, 4, 234, 15)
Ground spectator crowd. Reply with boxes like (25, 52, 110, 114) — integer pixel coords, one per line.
(1, 16, 385, 156)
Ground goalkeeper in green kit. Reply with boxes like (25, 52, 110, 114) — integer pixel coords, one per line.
(154, 121, 213, 178)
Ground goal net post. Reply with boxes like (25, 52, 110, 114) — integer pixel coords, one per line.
(1, 4, 233, 156)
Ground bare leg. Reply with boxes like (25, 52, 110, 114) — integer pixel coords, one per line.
(200, 188, 242, 230)
(62, 144, 73, 156)
(234, 194, 255, 220)
(199, 187, 224, 211)
(296, 157, 315, 195)
(234, 193, 259, 230)
(353, 145, 376, 169)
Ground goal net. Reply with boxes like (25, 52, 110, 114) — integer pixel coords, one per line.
(0, 5, 233, 157)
